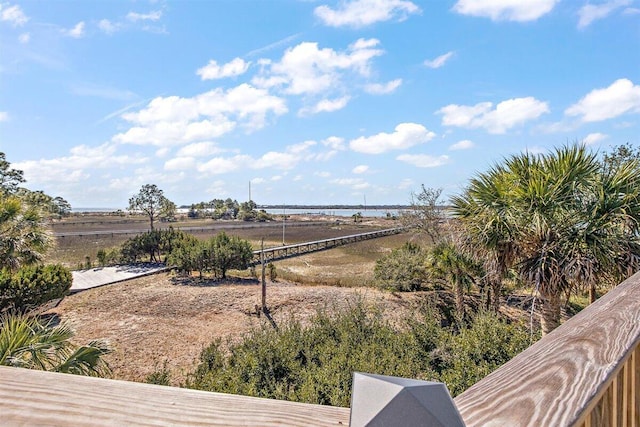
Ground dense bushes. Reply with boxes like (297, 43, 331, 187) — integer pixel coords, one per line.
(374, 242, 428, 291)
(187, 300, 530, 405)
(0, 264, 72, 312)
(167, 232, 253, 279)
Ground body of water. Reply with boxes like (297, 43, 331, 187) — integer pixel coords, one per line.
(263, 208, 404, 218)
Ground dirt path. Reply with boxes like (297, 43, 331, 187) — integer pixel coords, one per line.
(49, 273, 421, 385)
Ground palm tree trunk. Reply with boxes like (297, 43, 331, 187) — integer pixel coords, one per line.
(589, 282, 597, 303)
(491, 281, 501, 312)
(455, 281, 465, 320)
(540, 291, 561, 335)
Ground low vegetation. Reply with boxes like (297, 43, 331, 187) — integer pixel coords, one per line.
(185, 300, 530, 404)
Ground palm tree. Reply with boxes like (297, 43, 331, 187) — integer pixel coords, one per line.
(453, 145, 640, 335)
(0, 195, 51, 271)
(426, 241, 482, 321)
(0, 312, 111, 376)
(451, 166, 519, 311)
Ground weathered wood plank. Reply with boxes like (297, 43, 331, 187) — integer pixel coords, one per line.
(0, 366, 350, 426)
(454, 271, 640, 427)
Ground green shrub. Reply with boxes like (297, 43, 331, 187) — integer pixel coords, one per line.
(187, 301, 533, 404)
(188, 300, 438, 406)
(436, 312, 531, 396)
(0, 264, 72, 312)
(374, 242, 428, 291)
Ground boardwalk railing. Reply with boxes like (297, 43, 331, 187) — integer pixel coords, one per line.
(250, 227, 404, 265)
(454, 270, 640, 426)
(1, 272, 638, 426)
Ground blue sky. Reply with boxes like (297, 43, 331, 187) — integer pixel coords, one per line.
(0, 0, 639, 208)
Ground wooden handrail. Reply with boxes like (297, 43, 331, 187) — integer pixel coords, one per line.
(1, 273, 638, 426)
(0, 366, 350, 426)
(454, 271, 640, 426)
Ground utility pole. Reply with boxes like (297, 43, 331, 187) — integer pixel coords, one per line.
(261, 238, 266, 313)
(282, 206, 286, 246)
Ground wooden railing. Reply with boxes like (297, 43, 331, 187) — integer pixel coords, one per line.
(454, 271, 640, 426)
(1, 272, 638, 426)
(250, 227, 404, 265)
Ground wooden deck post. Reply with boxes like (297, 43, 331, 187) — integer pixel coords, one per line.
(261, 238, 266, 313)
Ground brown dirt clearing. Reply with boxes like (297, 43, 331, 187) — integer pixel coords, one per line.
(48, 273, 425, 386)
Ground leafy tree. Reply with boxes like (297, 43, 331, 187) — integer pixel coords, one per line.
(400, 185, 445, 243)
(0, 312, 111, 377)
(602, 142, 640, 171)
(128, 184, 174, 230)
(167, 232, 253, 279)
(374, 242, 428, 291)
(208, 232, 253, 279)
(452, 145, 640, 334)
(52, 196, 72, 217)
(0, 196, 51, 271)
(0, 152, 26, 195)
(0, 264, 72, 312)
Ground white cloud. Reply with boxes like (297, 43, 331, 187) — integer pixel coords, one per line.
(0, 112, 8, 122)
(438, 97, 549, 134)
(398, 178, 414, 189)
(449, 139, 475, 150)
(364, 79, 402, 95)
(352, 165, 369, 174)
(299, 96, 350, 116)
(453, 0, 558, 22)
(64, 22, 85, 38)
(322, 136, 346, 150)
(18, 32, 29, 43)
(98, 19, 120, 34)
(197, 58, 250, 80)
(114, 83, 287, 146)
(164, 157, 196, 171)
(314, 0, 420, 28)
(565, 78, 640, 123)
(583, 132, 609, 145)
(578, 0, 631, 29)
(194, 140, 318, 176)
(316, 171, 332, 178)
(396, 154, 450, 168)
(253, 39, 384, 96)
(127, 10, 162, 22)
(176, 142, 222, 158)
(156, 147, 170, 157)
(1, 4, 28, 26)
(424, 51, 455, 69)
(197, 155, 252, 175)
(330, 177, 371, 190)
(14, 143, 147, 186)
(350, 123, 436, 154)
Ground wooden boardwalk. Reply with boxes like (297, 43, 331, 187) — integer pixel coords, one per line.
(70, 264, 170, 293)
(250, 227, 404, 266)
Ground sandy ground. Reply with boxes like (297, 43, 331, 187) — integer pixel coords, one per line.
(48, 272, 424, 385)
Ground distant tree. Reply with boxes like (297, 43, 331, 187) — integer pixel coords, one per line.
(602, 142, 640, 171)
(0, 152, 26, 195)
(167, 232, 253, 279)
(400, 185, 445, 243)
(52, 196, 72, 217)
(209, 232, 253, 279)
(128, 184, 174, 230)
